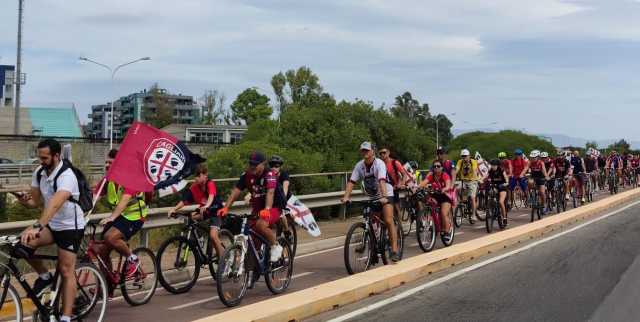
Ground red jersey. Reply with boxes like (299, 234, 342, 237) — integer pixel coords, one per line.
(384, 158, 404, 187)
(512, 158, 527, 178)
(188, 180, 217, 206)
(631, 158, 640, 168)
(235, 170, 279, 212)
(529, 159, 544, 177)
(425, 172, 451, 191)
(501, 159, 512, 176)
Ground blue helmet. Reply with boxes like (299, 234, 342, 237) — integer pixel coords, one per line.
(515, 148, 524, 156)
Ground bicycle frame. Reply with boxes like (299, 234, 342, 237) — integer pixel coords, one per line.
(230, 215, 276, 278)
(176, 217, 210, 268)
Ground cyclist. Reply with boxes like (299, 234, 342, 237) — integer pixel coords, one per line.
(269, 155, 296, 240)
(341, 142, 400, 262)
(597, 151, 607, 190)
(97, 148, 149, 279)
(456, 149, 481, 222)
(378, 147, 412, 218)
(498, 152, 513, 206)
(435, 147, 457, 182)
(409, 161, 422, 183)
(585, 149, 599, 195)
(16, 139, 85, 322)
(605, 150, 622, 188)
(527, 150, 550, 213)
(542, 152, 556, 212)
(554, 151, 571, 200)
(570, 150, 588, 203)
(418, 160, 454, 242)
(510, 149, 528, 205)
(486, 159, 509, 226)
(631, 154, 640, 185)
(217, 151, 284, 262)
(167, 164, 225, 259)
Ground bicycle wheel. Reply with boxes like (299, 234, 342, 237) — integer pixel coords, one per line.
(265, 238, 293, 294)
(207, 229, 235, 282)
(156, 236, 201, 294)
(216, 244, 249, 307)
(529, 191, 536, 222)
(453, 205, 463, 228)
(121, 247, 158, 306)
(344, 222, 372, 275)
(416, 209, 436, 252)
(393, 216, 404, 260)
(485, 203, 495, 233)
(73, 262, 108, 321)
(441, 208, 456, 247)
(0, 281, 22, 322)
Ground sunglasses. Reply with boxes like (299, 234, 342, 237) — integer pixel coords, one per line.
(379, 151, 389, 155)
(433, 165, 442, 168)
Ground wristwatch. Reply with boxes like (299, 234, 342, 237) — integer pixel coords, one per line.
(32, 223, 43, 231)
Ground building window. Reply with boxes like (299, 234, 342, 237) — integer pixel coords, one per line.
(190, 131, 223, 144)
(230, 132, 243, 144)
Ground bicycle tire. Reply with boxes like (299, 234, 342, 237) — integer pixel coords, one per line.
(216, 244, 249, 307)
(485, 206, 494, 233)
(344, 222, 371, 275)
(393, 216, 404, 260)
(265, 237, 294, 295)
(156, 236, 201, 294)
(416, 209, 436, 252)
(73, 261, 109, 321)
(207, 229, 235, 281)
(0, 281, 22, 322)
(379, 224, 389, 266)
(120, 247, 158, 306)
(453, 205, 463, 228)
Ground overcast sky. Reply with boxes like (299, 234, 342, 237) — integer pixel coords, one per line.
(0, 0, 639, 140)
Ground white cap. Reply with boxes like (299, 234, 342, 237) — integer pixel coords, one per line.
(360, 141, 373, 151)
(541, 152, 548, 158)
(460, 149, 471, 157)
(530, 150, 541, 158)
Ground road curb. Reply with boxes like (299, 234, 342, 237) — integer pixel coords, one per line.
(195, 188, 640, 322)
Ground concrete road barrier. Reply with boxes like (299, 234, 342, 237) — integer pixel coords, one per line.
(194, 188, 640, 322)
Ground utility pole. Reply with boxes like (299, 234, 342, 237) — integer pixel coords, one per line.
(14, 0, 24, 135)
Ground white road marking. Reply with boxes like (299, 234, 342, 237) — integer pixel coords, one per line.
(327, 200, 640, 322)
(297, 246, 344, 259)
(167, 272, 315, 310)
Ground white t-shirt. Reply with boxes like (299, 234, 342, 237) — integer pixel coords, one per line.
(31, 162, 86, 231)
(350, 158, 394, 200)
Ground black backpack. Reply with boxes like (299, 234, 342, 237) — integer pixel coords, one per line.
(37, 159, 94, 213)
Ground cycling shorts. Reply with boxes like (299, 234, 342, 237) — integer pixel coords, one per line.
(47, 225, 84, 254)
(103, 216, 143, 241)
(251, 208, 282, 226)
(509, 177, 528, 192)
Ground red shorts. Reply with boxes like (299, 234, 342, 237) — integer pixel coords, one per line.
(251, 208, 282, 226)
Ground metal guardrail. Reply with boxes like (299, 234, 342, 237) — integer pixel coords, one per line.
(0, 164, 104, 184)
(0, 189, 367, 247)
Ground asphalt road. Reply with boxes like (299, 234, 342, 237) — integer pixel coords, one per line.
(311, 192, 640, 322)
(88, 187, 632, 322)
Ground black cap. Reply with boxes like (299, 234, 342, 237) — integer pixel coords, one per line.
(249, 151, 266, 166)
(436, 146, 445, 154)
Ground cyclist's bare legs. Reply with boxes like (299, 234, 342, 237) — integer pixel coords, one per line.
(58, 248, 78, 317)
(24, 228, 54, 275)
(103, 228, 131, 258)
(499, 191, 507, 220)
(254, 218, 277, 246)
(209, 228, 224, 258)
(440, 202, 452, 232)
(381, 203, 398, 253)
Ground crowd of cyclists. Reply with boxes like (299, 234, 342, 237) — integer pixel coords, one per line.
(4, 137, 640, 320)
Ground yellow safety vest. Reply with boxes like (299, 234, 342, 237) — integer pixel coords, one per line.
(106, 181, 148, 221)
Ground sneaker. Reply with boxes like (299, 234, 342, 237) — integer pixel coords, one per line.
(502, 218, 508, 227)
(565, 194, 570, 200)
(32, 273, 53, 297)
(125, 257, 141, 278)
(270, 244, 283, 262)
(442, 232, 453, 244)
(390, 251, 401, 263)
(581, 197, 586, 203)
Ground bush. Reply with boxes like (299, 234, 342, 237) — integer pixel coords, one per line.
(448, 130, 556, 161)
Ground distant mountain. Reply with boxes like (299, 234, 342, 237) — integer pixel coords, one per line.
(452, 128, 640, 149)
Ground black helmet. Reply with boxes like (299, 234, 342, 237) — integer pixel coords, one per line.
(409, 161, 419, 169)
(269, 155, 284, 167)
(436, 146, 446, 154)
(490, 159, 500, 166)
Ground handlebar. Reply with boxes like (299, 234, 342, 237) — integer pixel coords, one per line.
(0, 235, 20, 246)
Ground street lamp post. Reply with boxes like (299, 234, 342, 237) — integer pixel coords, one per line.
(417, 112, 456, 151)
(79, 56, 151, 149)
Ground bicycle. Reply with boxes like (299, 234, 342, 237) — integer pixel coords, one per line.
(156, 213, 234, 294)
(584, 173, 594, 203)
(398, 188, 419, 237)
(414, 187, 456, 252)
(553, 177, 567, 214)
(0, 235, 108, 321)
(80, 223, 158, 306)
(598, 169, 607, 191)
(343, 200, 404, 275)
(608, 170, 619, 195)
(216, 213, 294, 307)
(453, 181, 476, 227)
(528, 183, 544, 222)
(485, 184, 507, 233)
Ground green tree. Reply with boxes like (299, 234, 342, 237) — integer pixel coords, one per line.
(230, 88, 273, 125)
(270, 66, 324, 111)
(608, 139, 631, 154)
(144, 83, 175, 128)
(448, 130, 556, 161)
(585, 141, 598, 150)
(200, 89, 227, 125)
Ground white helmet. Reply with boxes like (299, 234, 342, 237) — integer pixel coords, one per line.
(540, 152, 548, 158)
(529, 150, 541, 158)
(460, 149, 471, 157)
(586, 149, 592, 156)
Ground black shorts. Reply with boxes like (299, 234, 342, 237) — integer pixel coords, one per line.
(103, 216, 143, 241)
(432, 192, 452, 205)
(532, 176, 546, 187)
(46, 226, 84, 254)
(392, 189, 400, 204)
